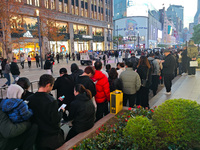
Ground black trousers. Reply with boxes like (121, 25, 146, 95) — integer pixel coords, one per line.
(4, 124, 38, 150)
(28, 61, 31, 68)
(36, 61, 40, 68)
(151, 75, 159, 96)
(123, 93, 136, 107)
(163, 74, 174, 92)
(136, 87, 149, 108)
(96, 101, 108, 122)
(66, 127, 78, 142)
(21, 61, 24, 69)
(188, 67, 196, 75)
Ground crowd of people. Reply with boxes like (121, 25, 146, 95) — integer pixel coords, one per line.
(0, 40, 199, 150)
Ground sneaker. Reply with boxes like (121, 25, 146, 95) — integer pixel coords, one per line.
(165, 92, 171, 95)
(182, 73, 187, 76)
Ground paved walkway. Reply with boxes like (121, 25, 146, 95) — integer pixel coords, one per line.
(150, 70, 200, 108)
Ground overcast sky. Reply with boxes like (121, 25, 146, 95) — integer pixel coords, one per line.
(151, 0, 198, 28)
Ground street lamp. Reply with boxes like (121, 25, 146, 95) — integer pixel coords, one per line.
(36, 9, 43, 69)
(137, 30, 140, 48)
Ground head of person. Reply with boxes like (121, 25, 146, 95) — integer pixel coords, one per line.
(12, 58, 17, 63)
(119, 62, 125, 68)
(109, 68, 118, 79)
(125, 61, 133, 68)
(137, 56, 150, 69)
(116, 62, 120, 69)
(7, 84, 24, 99)
(71, 63, 79, 73)
(28, 55, 30, 57)
(106, 64, 111, 71)
(38, 74, 55, 93)
(47, 56, 51, 60)
(149, 53, 155, 58)
(59, 68, 67, 76)
(74, 84, 92, 100)
(84, 66, 95, 77)
(94, 61, 102, 70)
(131, 53, 135, 57)
(164, 49, 171, 56)
(17, 77, 31, 90)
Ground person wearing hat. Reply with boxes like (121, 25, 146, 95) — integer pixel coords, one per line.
(162, 49, 176, 95)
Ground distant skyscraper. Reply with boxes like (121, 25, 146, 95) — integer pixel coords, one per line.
(194, 0, 200, 25)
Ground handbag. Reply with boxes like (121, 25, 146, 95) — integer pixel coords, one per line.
(141, 69, 149, 87)
(189, 61, 198, 67)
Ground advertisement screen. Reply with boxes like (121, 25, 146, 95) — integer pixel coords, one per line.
(158, 30, 162, 39)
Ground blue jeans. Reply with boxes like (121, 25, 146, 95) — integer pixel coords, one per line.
(4, 73, 10, 86)
(12, 75, 19, 84)
(115, 57, 119, 63)
(66, 58, 68, 64)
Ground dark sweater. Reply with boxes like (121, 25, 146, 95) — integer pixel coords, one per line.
(108, 78, 123, 92)
(44, 60, 52, 70)
(27, 92, 63, 136)
(162, 54, 176, 75)
(69, 93, 95, 133)
(76, 76, 96, 97)
(71, 69, 84, 82)
(10, 62, 20, 75)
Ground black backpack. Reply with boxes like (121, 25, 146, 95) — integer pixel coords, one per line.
(149, 60, 155, 73)
(103, 54, 106, 60)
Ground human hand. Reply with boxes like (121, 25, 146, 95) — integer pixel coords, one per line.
(58, 96, 64, 101)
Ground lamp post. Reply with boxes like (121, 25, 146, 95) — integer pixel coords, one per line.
(117, 25, 118, 50)
(36, 9, 43, 69)
(137, 30, 140, 48)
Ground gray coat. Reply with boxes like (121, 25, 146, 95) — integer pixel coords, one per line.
(119, 68, 141, 94)
(2, 64, 10, 74)
(148, 57, 160, 75)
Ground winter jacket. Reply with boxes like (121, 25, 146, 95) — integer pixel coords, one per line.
(0, 99, 33, 123)
(148, 57, 160, 75)
(2, 64, 10, 74)
(137, 66, 152, 88)
(44, 60, 52, 70)
(91, 70, 110, 103)
(68, 93, 95, 133)
(53, 74, 75, 106)
(0, 110, 31, 150)
(119, 68, 141, 94)
(71, 69, 84, 82)
(108, 78, 123, 92)
(76, 75, 96, 97)
(128, 56, 139, 70)
(117, 68, 126, 78)
(10, 62, 20, 75)
(162, 54, 176, 75)
(187, 41, 198, 59)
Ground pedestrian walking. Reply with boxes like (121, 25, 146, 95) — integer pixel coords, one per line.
(20, 54, 25, 69)
(2, 59, 10, 87)
(35, 54, 40, 68)
(114, 50, 119, 63)
(0, 58, 3, 78)
(44, 57, 53, 75)
(56, 52, 60, 63)
(10, 58, 20, 84)
(178, 50, 183, 75)
(162, 49, 176, 95)
(72, 53, 75, 61)
(27, 55, 31, 68)
(65, 53, 69, 64)
(50, 55, 55, 73)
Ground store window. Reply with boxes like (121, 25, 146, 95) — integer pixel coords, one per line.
(73, 24, 78, 34)
(51, 0, 55, 10)
(27, 0, 32, 5)
(75, 6, 79, 15)
(23, 17, 38, 31)
(72, 6, 75, 14)
(92, 27, 103, 36)
(44, 0, 48, 8)
(78, 25, 88, 35)
(64, 2, 68, 13)
(56, 22, 68, 33)
(35, 0, 39, 6)
(74, 41, 89, 52)
(59, 1, 63, 12)
(15, 0, 21, 2)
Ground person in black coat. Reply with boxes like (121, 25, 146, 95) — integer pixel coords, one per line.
(181, 49, 188, 74)
(76, 66, 96, 97)
(162, 49, 176, 94)
(53, 68, 75, 109)
(71, 63, 83, 82)
(136, 56, 152, 108)
(66, 84, 95, 141)
(56, 53, 60, 63)
(44, 57, 53, 75)
(35, 54, 40, 68)
(108, 68, 123, 92)
(10, 58, 20, 84)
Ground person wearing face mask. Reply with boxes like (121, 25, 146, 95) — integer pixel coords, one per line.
(66, 84, 95, 141)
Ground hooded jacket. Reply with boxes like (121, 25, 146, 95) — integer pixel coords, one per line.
(0, 99, 33, 123)
(68, 93, 95, 133)
(91, 70, 110, 103)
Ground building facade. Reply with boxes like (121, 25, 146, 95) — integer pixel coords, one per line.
(0, 0, 113, 59)
(194, 0, 200, 25)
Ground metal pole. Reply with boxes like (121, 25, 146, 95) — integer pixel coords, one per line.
(117, 25, 118, 50)
(37, 16, 43, 69)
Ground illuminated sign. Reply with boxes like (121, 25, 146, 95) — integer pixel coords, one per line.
(23, 31, 33, 38)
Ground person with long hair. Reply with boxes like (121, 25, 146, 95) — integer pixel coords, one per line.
(66, 84, 95, 141)
(2, 59, 10, 87)
(136, 56, 152, 108)
(108, 68, 123, 92)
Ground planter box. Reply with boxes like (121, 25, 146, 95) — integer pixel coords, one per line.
(57, 107, 129, 150)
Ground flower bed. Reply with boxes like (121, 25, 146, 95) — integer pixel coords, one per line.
(68, 99, 200, 150)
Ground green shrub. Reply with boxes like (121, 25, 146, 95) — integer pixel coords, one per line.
(123, 116, 157, 150)
(152, 99, 200, 148)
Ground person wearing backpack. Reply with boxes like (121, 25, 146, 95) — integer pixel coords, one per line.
(148, 53, 160, 96)
(128, 53, 139, 71)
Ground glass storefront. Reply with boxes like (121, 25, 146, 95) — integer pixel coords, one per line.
(93, 42, 103, 51)
(73, 24, 88, 35)
(50, 41, 69, 54)
(12, 42, 40, 60)
(74, 41, 89, 52)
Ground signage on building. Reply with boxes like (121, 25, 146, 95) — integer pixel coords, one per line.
(23, 31, 33, 38)
(82, 35, 93, 39)
(60, 45, 66, 52)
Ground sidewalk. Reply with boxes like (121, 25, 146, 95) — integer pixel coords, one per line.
(150, 71, 200, 108)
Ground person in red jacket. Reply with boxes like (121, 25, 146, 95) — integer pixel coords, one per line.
(91, 61, 110, 121)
